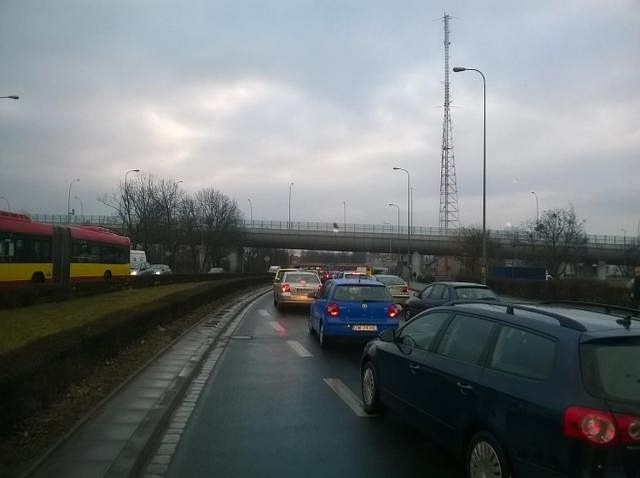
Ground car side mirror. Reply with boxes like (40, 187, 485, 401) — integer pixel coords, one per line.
(379, 329, 396, 343)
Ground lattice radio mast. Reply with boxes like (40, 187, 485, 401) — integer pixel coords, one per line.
(439, 13, 460, 231)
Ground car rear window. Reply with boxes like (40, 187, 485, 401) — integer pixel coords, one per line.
(581, 337, 640, 403)
(376, 276, 405, 286)
(333, 285, 391, 302)
(454, 286, 498, 300)
(284, 273, 320, 283)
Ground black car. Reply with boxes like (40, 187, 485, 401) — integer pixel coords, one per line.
(403, 281, 498, 320)
(361, 300, 640, 477)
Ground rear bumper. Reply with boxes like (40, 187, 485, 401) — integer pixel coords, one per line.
(324, 321, 399, 338)
(276, 293, 314, 305)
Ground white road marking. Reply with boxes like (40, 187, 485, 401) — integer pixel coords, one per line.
(259, 310, 272, 318)
(287, 340, 313, 357)
(268, 321, 285, 332)
(323, 378, 370, 418)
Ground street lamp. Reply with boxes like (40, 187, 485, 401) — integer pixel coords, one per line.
(288, 182, 294, 230)
(0, 196, 10, 211)
(453, 66, 487, 283)
(387, 203, 400, 235)
(67, 178, 80, 223)
(343, 200, 346, 230)
(621, 228, 627, 274)
(531, 191, 539, 224)
(74, 195, 84, 216)
(393, 167, 411, 278)
(247, 198, 253, 223)
(1, 95, 19, 100)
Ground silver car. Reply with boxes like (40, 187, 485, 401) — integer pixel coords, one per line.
(372, 274, 410, 305)
(274, 271, 321, 309)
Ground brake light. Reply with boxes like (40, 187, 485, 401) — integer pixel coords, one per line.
(615, 414, 640, 444)
(281, 283, 291, 293)
(327, 303, 340, 317)
(388, 304, 399, 319)
(563, 407, 616, 445)
(402, 286, 408, 293)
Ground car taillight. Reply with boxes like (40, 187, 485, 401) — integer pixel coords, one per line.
(281, 283, 291, 293)
(614, 414, 640, 444)
(327, 303, 340, 317)
(388, 304, 399, 319)
(402, 286, 408, 293)
(563, 407, 617, 445)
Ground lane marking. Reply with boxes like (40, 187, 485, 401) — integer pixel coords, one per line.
(259, 310, 272, 318)
(323, 378, 370, 418)
(268, 321, 285, 333)
(287, 340, 313, 357)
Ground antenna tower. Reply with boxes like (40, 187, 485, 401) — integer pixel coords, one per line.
(439, 13, 460, 231)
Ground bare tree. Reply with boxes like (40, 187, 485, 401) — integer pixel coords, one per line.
(152, 179, 184, 266)
(456, 226, 500, 279)
(177, 196, 201, 272)
(195, 188, 243, 271)
(525, 206, 588, 278)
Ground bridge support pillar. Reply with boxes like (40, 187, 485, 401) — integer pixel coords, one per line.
(596, 260, 608, 281)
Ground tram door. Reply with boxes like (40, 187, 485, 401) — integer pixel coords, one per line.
(52, 226, 72, 284)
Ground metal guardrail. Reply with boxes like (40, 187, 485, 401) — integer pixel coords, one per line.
(28, 214, 638, 251)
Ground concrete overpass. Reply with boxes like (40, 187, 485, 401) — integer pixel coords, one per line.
(31, 214, 636, 265)
(240, 220, 633, 265)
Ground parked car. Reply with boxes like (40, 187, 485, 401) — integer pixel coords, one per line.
(274, 270, 322, 309)
(403, 281, 498, 320)
(361, 300, 640, 477)
(138, 263, 172, 275)
(207, 267, 225, 273)
(309, 278, 400, 348)
(372, 274, 410, 305)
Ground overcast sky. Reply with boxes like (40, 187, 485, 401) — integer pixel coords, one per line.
(1, 0, 638, 235)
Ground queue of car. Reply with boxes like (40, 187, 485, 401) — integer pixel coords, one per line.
(268, 266, 640, 478)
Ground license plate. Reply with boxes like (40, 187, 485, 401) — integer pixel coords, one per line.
(352, 325, 377, 332)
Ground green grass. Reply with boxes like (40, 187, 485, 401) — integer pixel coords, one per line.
(0, 283, 207, 355)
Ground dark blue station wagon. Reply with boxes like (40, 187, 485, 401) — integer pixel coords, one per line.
(361, 301, 640, 477)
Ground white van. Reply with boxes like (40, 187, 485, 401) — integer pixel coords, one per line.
(130, 250, 148, 275)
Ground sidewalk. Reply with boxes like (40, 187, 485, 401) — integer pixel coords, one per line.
(23, 288, 268, 478)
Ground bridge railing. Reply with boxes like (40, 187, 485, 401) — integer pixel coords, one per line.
(27, 215, 636, 250)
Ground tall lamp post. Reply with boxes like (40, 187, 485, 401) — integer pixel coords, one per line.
(67, 178, 80, 223)
(453, 66, 487, 283)
(387, 203, 400, 235)
(393, 167, 411, 278)
(387, 203, 400, 259)
(74, 195, 84, 216)
(343, 201, 346, 230)
(621, 228, 627, 274)
(288, 182, 294, 230)
(247, 198, 253, 223)
(531, 191, 539, 224)
(0, 196, 10, 211)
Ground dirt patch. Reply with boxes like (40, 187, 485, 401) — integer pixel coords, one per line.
(0, 297, 228, 478)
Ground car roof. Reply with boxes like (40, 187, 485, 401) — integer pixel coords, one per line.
(330, 278, 385, 286)
(432, 301, 640, 337)
(435, 281, 488, 288)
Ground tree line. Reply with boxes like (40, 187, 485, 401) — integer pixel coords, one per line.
(100, 174, 244, 272)
(456, 206, 639, 279)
